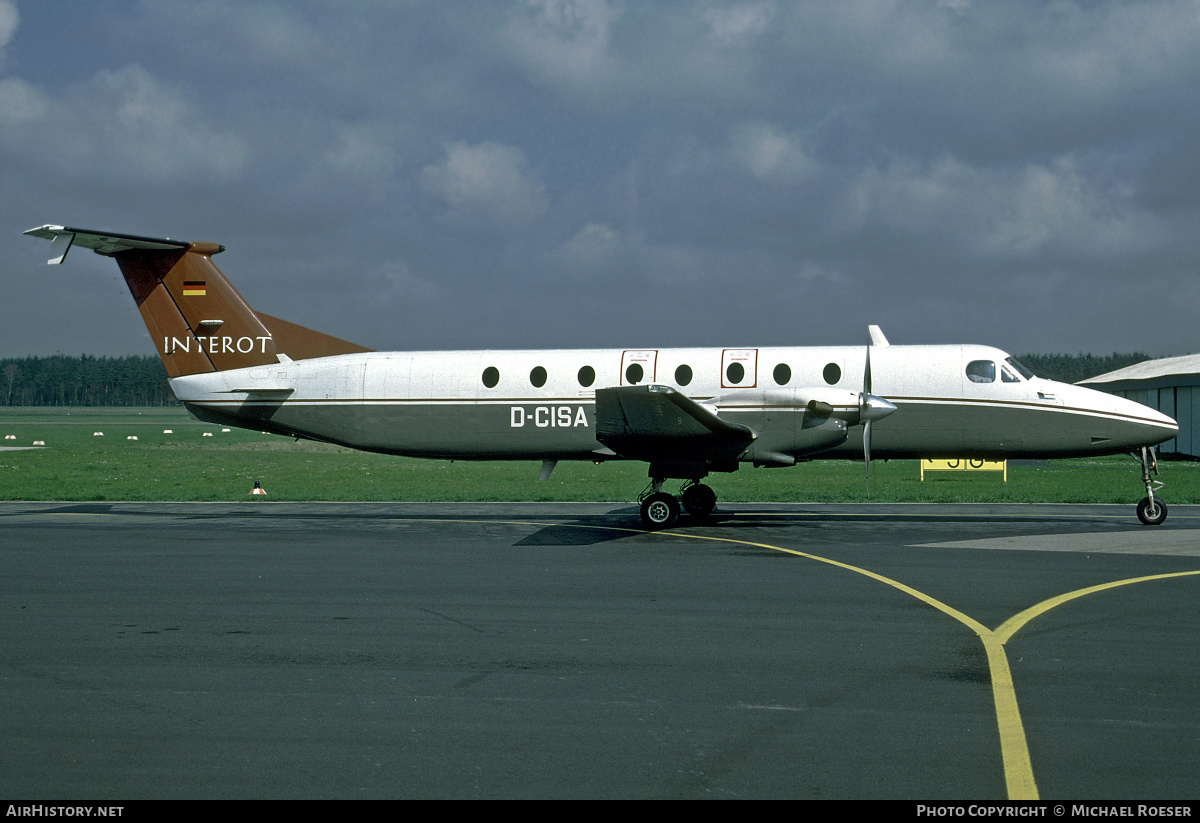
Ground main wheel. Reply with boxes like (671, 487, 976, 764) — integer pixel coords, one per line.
(681, 483, 717, 519)
(1137, 496, 1168, 526)
(641, 492, 680, 530)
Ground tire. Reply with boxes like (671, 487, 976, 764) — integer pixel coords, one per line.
(681, 483, 717, 519)
(1137, 496, 1168, 526)
(641, 492, 680, 530)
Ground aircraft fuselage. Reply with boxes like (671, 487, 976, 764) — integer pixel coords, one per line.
(171, 343, 1176, 464)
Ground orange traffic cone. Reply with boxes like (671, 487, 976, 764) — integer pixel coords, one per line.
(251, 481, 267, 496)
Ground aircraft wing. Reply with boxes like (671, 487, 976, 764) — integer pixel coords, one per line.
(595, 384, 755, 463)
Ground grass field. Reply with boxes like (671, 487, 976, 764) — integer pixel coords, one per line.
(1, 406, 1195, 504)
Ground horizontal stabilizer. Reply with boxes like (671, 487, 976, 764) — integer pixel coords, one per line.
(24, 225, 203, 265)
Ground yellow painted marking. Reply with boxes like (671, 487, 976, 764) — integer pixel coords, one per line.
(381, 514, 1200, 799)
(657, 531, 1040, 799)
(995, 570, 1200, 645)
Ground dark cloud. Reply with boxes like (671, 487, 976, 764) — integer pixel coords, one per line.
(3, 0, 1199, 360)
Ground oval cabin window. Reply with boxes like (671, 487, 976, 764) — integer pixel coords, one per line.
(675, 365, 693, 386)
(530, 366, 547, 388)
(578, 365, 595, 387)
(482, 367, 500, 388)
(966, 360, 995, 384)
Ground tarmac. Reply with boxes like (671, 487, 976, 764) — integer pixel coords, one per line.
(2, 501, 1199, 800)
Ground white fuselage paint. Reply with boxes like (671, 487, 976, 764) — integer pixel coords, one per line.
(169, 343, 1178, 462)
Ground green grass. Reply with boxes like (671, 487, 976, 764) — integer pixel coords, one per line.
(1, 407, 1196, 504)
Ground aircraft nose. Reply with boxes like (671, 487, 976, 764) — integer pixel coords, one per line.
(1080, 386, 1178, 449)
(1138, 406, 1179, 444)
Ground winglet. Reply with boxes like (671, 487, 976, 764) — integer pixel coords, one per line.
(47, 231, 74, 265)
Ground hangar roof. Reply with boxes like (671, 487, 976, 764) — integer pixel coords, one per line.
(1079, 354, 1200, 390)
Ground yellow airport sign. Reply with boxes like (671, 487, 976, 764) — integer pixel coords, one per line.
(921, 458, 1007, 481)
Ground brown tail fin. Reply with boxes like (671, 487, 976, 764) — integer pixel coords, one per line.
(24, 225, 371, 377)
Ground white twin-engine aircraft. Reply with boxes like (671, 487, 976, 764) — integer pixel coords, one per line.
(26, 225, 1179, 528)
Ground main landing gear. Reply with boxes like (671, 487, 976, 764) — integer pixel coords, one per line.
(1134, 446, 1168, 526)
(639, 478, 717, 530)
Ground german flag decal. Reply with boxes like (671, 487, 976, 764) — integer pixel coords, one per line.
(182, 280, 207, 296)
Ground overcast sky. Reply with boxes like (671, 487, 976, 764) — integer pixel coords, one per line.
(2, 0, 1199, 359)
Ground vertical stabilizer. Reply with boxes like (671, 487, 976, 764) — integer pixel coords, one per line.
(24, 225, 371, 377)
(115, 244, 280, 376)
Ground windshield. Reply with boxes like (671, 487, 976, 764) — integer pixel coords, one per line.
(1005, 356, 1036, 380)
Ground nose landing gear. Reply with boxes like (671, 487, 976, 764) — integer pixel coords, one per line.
(1134, 446, 1167, 526)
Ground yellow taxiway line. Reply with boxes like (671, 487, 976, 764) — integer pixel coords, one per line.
(433, 516, 1200, 801)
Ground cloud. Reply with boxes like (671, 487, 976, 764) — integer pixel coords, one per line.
(4, 2, 1200, 358)
(842, 154, 1163, 261)
(137, 0, 323, 69)
(324, 123, 401, 179)
(503, 0, 621, 92)
(0, 63, 249, 184)
(0, 76, 44, 127)
(701, 1, 775, 48)
(420, 141, 549, 227)
(728, 122, 817, 186)
(0, 0, 16, 64)
(554, 222, 622, 272)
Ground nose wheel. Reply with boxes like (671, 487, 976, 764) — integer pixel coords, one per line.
(1137, 496, 1167, 526)
(1134, 446, 1167, 526)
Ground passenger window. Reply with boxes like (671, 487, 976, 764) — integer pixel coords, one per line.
(966, 360, 996, 384)
(577, 365, 595, 387)
(482, 367, 499, 388)
(823, 363, 841, 385)
(675, 364, 692, 386)
(530, 366, 547, 388)
(773, 363, 791, 385)
(726, 362, 745, 384)
(626, 363, 643, 384)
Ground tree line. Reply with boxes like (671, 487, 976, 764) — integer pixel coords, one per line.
(1015, 352, 1151, 385)
(0, 351, 1158, 407)
(1, 355, 176, 407)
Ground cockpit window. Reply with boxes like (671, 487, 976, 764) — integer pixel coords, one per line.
(1005, 356, 1036, 380)
(1001, 365, 1021, 383)
(966, 360, 995, 383)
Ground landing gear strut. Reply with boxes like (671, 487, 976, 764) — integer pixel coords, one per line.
(638, 478, 717, 530)
(1134, 446, 1167, 526)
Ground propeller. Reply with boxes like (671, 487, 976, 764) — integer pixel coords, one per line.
(858, 329, 898, 497)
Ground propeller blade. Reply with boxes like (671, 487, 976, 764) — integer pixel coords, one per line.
(864, 342, 872, 396)
(864, 419, 872, 498)
(858, 326, 898, 498)
(862, 339, 872, 497)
